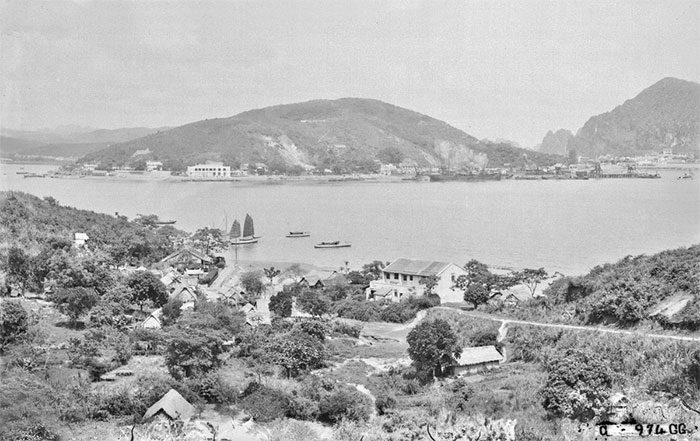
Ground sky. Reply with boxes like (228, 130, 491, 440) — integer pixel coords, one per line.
(1, 0, 699, 147)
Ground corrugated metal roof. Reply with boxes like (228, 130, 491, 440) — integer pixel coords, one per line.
(454, 346, 503, 366)
(382, 258, 451, 276)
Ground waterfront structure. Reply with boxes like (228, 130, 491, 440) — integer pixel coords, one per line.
(160, 248, 214, 267)
(365, 258, 467, 303)
(447, 345, 504, 376)
(186, 162, 231, 179)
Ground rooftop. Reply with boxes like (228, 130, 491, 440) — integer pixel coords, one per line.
(382, 258, 452, 276)
(454, 345, 503, 366)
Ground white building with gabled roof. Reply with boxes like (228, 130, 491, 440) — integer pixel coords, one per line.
(365, 258, 467, 303)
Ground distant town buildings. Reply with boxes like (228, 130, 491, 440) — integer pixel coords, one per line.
(146, 160, 163, 171)
(186, 162, 231, 179)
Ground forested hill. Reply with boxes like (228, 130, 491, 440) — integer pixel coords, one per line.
(545, 245, 700, 330)
(0, 191, 179, 264)
(81, 98, 563, 173)
(538, 77, 700, 158)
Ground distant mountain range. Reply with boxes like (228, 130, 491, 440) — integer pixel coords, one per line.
(79, 98, 561, 172)
(0, 127, 170, 159)
(538, 77, 700, 158)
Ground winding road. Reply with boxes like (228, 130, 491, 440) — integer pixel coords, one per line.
(432, 307, 700, 343)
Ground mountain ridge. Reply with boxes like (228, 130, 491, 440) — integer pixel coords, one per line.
(538, 77, 700, 158)
(81, 97, 562, 172)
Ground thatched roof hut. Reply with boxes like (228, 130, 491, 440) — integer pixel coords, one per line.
(143, 389, 195, 421)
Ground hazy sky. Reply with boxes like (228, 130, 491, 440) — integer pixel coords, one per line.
(2, 0, 699, 146)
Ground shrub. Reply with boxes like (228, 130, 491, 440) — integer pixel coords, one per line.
(318, 389, 372, 423)
(331, 321, 362, 338)
(186, 371, 238, 404)
(541, 347, 613, 421)
(0, 301, 29, 352)
(164, 328, 225, 380)
(0, 423, 60, 441)
(240, 383, 292, 422)
(293, 319, 327, 340)
(161, 297, 183, 326)
(48, 287, 99, 326)
(288, 395, 320, 420)
(374, 390, 397, 415)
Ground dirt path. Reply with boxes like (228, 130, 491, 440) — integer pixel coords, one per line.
(433, 307, 700, 343)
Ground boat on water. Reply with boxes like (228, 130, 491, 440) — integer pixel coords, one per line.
(154, 220, 176, 225)
(314, 240, 351, 249)
(286, 231, 310, 238)
(678, 172, 694, 180)
(16, 168, 28, 175)
(23, 173, 47, 178)
(428, 171, 502, 182)
(231, 214, 260, 245)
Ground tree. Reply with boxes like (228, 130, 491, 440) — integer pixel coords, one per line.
(126, 271, 168, 310)
(361, 260, 387, 280)
(263, 267, 281, 286)
(419, 275, 439, 295)
(240, 270, 264, 297)
(190, 227, 227, 254)
(269, 289, 293, 318)
(164, 328, 225, 380)
(265, 333, 326, 378)
(0, 301, 29, 352)
(296, 290, 331, 317)
(5, 247, 30, 295)
(454, 259, 517, 308)
(462, 283, 491, 308)
(161, 298, 183, 326)
(48, 287, 99, 327)
(406, 318, 461, 381)
(541, 348, 613, 421)
(568, 148, 578, 164)
(513, 268, 548, 297)
(377, 146, 405, 165)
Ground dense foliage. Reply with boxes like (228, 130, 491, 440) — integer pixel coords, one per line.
(0, 191, 179, 265)
(406, 318, 461, 381)
(543, 245, 700, 329)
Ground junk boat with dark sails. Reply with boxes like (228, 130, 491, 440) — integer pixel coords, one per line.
(230, 214, 260, 245)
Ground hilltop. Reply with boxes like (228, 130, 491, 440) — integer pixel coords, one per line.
(0, 127, 169, 160)
(538, 77, 700, 158)
(80, 98, 562, 173)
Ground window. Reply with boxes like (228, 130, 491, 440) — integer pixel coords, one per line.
(394, 273, 399, 280)
(402, 274, 407, 281)
(409, 275, 414, 281)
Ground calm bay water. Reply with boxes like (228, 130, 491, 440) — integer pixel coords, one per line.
(2, 163, 699, 275)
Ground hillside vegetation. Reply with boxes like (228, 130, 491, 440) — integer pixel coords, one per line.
(538, 77, 700, 158)
(501, 245, 700, 330)
(81, 98, 562, 173)
(0, 191, 178, 264)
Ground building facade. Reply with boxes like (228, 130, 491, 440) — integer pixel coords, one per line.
(186, 162, 231, 179)
(365, 258, 467, 303)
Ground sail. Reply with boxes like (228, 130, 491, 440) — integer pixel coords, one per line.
(242, 214, 254, 238)
(230, 220, 241, 239)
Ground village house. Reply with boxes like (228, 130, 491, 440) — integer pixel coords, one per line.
(398, 159, 419, 174)
(143, 389, 196, 421)
(160, 248, 214, 269)
(365, 258, 467, 303)
(143, 308, 163, 329)
(186, 161, 231, 179)
(169, 284, 198, 304)
(447, 345, 504, 376)
(73, 232, 89, 247)
(297, 270, 347, 289)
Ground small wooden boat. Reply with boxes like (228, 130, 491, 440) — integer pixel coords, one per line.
(154, 220, 176, 225)
(286, 231, 310, 238)
(314, 241, 351, 249)
(678, 172, 693, 180)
